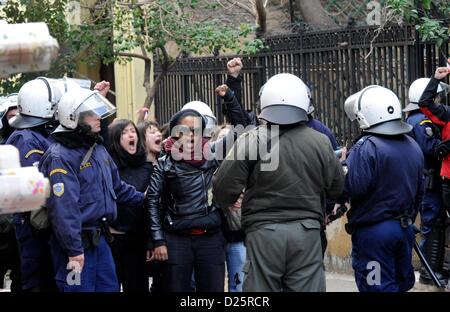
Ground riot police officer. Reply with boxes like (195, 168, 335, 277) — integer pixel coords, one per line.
(0, 94, 18, 144)
(418, 64, 450, 290)
(5, 78, 66, 292)
(0, 93, 20, 292)
(39, 87, 144, 292)
(404, 78, 448, 286)
(213, 73, 345, 292)
(343, 85, 424, 292)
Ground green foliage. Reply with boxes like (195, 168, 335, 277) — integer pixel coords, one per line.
(112, 0, 263, 62)
(1, 0, 263, 94)
(386, 0, 450, 45)
(0, 0, 71, 93)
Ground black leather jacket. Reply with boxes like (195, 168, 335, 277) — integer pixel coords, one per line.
(146, 155, 222, 246)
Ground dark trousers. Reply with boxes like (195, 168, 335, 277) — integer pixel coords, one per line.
(161, 231, 226, 292)
(442, 180, 450, 275)
(0, 230, 21, 292)
(110, 233, 149, 292)
(50, 234, 119, 292)
(352, 220, 415, 292)
(443, 180, 450, 214)
(14, 216, 56, 292)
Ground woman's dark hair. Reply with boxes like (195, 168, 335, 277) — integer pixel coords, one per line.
(108, 119, 143, 157)
(159, 122, 170, 140)
(136, 120, 160, 143)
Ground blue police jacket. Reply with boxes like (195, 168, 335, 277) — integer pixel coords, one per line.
(406, 110, 441, 170)
(307, 118, 339, 150)
(39, 142, 145, 257)
(345, 134, 424, 227)
(6, 128, 53, 167)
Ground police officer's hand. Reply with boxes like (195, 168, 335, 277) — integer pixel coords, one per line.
(215, 84, 229, 97)
(69, 254, 85, 273)
(94, 80, 111, 97)
(227, 57, 243, 78)
(434, 66, 450, 80)
(153, 245, 168, 261)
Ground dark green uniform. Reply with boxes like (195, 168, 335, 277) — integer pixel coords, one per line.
(213, 124, 344, 291)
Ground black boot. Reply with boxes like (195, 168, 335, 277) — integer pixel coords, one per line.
(419, 215, 446, 286)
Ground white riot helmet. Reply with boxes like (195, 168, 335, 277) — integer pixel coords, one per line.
(306, 86, 315, 115)
(259, 73, 309, 125)
(0, 93, 18, 130)
(54, 87, 116, 133)
(181, 101, 217, 137)
(345, 85, 412, 135)
(9, 77, 74, 129)
(403, 78, 449, 112)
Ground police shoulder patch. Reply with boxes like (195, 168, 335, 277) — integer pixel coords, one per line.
(50, 168, 68, 176)
(419, 119, 432, 126)
(24, 149, 44, 159)
(53, 183, 65, 197)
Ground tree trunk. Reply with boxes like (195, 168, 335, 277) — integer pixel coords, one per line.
(143, 46, 172, 110)
(143, 67, 167, 109)
(254, 0, 267, 36)
(296, 0, 336, 27)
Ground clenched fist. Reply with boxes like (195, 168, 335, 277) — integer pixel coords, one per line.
(94, 80, 111, 97)
(227, 57, 243, 78)
(434, 58, 450, 80)
(215, 84, 229, 97)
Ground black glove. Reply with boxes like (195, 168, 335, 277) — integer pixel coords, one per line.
(435, 140, 450, 160)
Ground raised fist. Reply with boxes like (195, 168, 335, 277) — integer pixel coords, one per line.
(434, 67, 450, 80)
(215, 84, 229, 97)
(226, 57, 243, 78)
(136, 107, 150, 121)
(94, 80, 110, 97)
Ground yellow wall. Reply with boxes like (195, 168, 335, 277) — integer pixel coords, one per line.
(72, 0, 155, 123)
(114, 51, 154, 123)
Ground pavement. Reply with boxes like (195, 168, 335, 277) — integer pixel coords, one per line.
(2, 271, 448, 292)
(326, 271, 449, 292)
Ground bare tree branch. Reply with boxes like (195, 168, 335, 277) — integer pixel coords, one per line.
(116, 52, 151, 62)
(224, 0, 257, 18)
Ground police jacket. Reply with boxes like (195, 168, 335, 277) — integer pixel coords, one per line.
(406, 111, 441, 168)
(213, 124, 345, 233)
(6, 127, 54, 225)
(6, 127, 53, 167)
(39, 131, 145, 257)
(406, 111, 442, 191)
(307, 117, 339, 150)
(419, 77, 450, 178)
(345, 134, 424, 229)
(146, 154, 222, 247)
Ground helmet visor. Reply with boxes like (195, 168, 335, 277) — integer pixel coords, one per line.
(75, 92, 116, 121)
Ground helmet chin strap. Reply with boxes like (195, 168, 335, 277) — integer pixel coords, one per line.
(78, 123, 92, 134)
(78, 123, 103, 145)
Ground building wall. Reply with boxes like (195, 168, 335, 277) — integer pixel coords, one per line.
(113, 51, 154, 123)
(325, 215, 422, 273)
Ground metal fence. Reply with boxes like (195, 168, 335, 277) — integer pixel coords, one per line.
(154, 24, 450, 145)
